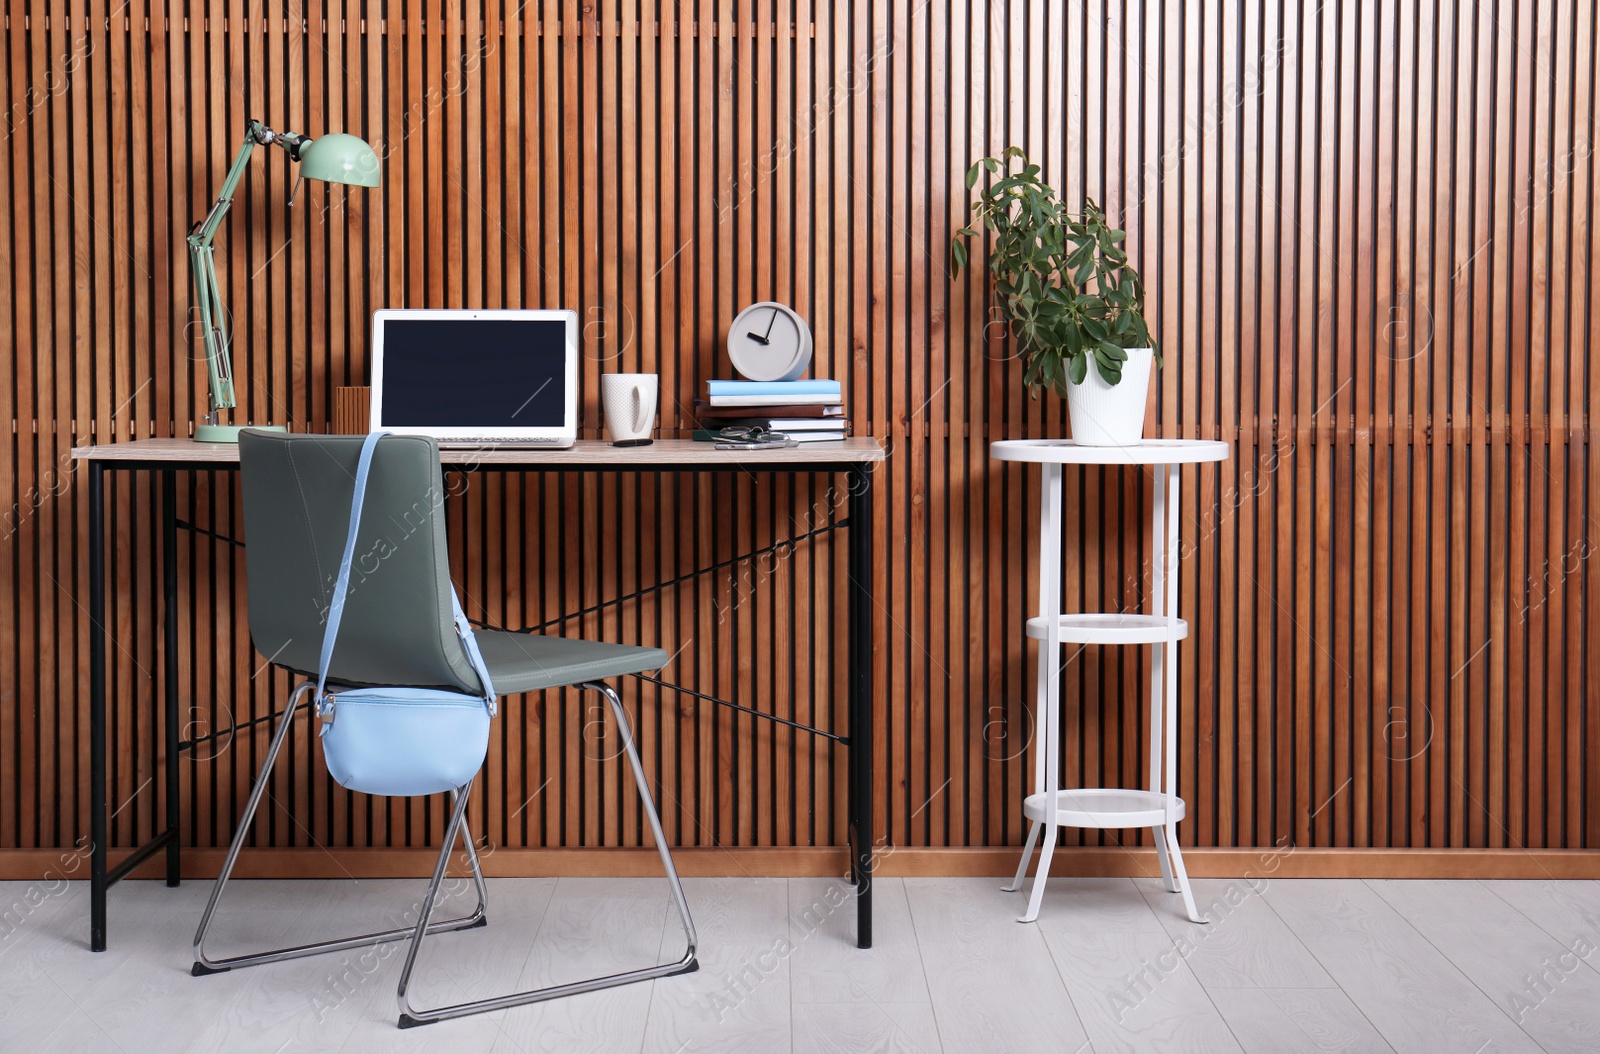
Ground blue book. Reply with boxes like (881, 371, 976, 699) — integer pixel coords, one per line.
(705, 379, 841, 396)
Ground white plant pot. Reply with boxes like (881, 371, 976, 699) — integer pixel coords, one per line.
(1064, 347, 1155, 446)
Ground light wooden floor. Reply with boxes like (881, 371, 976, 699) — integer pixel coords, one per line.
(3, 874, 1599, 1052)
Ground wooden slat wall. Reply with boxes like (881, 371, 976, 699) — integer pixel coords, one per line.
(3, 2, 1597, 864)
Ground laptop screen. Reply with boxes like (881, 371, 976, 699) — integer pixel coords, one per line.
(377, 317, 569, 428)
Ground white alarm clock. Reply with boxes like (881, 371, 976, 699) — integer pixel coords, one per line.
(727, 301, 813, 382)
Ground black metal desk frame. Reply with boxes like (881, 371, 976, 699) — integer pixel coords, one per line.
(79, 443, 877, 953)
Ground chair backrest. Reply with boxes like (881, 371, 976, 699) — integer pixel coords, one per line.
(238, 430, 482, 693)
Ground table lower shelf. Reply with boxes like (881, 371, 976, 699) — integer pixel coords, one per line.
(1026, 612, 1188, 644)
(1023, 788, 1185, 829)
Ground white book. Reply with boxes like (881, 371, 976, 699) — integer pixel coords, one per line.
(760, 419, 850, 431)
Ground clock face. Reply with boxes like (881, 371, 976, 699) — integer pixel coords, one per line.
(727, 301, 813, 381)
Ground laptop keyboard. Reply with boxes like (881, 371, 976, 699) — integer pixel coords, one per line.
(436, 437, 568, 448)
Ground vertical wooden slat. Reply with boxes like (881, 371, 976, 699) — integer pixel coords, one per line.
(2, 0, 25, 850)
(13, 0, 39, 849)
(1373, 0, 1398, 850)
(1566, 0, 1596, 851)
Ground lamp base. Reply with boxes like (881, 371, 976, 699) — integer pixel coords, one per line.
(194, 423, 287, 443)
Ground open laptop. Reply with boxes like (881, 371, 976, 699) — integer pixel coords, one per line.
(370, 308, 579, 448)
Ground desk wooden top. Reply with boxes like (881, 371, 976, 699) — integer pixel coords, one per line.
(72, 436, 887, 466)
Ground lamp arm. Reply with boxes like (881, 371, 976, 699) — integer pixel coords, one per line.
(188, 234, 232, 415)
(186, 119, 310, 418)
(190, 120, 311, 248)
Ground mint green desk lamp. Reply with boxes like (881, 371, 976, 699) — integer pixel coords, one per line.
(187, 119, 380, 442)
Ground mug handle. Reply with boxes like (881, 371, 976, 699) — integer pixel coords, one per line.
(631, 386, 646, 433)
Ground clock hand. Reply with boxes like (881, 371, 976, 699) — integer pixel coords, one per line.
(747, 306, 781, 345)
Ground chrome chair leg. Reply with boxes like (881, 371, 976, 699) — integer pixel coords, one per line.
(395, 680, 698, 1028)
(595, 680, 697, 958)
(192, 681, 490, 976)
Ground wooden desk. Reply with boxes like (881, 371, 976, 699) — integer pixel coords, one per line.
(71, 437, 886, 952)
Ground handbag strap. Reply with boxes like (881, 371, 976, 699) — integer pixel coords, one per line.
(315, 432, 496, 715)
(449, 589, 498, 715)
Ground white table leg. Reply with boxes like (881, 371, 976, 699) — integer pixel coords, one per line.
(1020, 637, 1061, 922)
(1152, 831, 1178, 890)
(1163, 820, 1204, 922)
(1148, 464, 1177, 892)
(1020, 823, 1058, 923)
(1161, 465, 1205, 923)
(1013, 464, 1062, 920)
(1004, 821, 1041, 893)
(1159, 634, 1205, 922)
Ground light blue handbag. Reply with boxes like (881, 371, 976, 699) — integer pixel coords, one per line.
(314, 431, 497, 796)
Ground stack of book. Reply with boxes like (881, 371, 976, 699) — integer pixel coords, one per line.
(694, 379, 848, 443)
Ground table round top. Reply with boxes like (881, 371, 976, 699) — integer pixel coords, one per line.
(990, 438, 1230, 465)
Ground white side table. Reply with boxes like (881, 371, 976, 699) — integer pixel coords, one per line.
(990, 438, 1229, 924)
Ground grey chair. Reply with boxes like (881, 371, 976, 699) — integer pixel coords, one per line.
(191, 431, 697, 1027)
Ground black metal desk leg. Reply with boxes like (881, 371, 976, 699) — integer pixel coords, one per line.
(848, 463, 874, 949)
(163, 470, 181, 886)
(89, 460, 108, 951)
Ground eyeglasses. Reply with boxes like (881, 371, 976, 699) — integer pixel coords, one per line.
(713, 425, 799, 449)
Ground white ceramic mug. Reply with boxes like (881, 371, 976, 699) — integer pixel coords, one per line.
(601, 373, 658, 446)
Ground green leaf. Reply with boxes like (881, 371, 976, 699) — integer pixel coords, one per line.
(984, 157, 1001, 174)
(1066, 352, 1088, 385)
(1100, 342, 1128, 362)
(965, 164, 981, 189)
(949, 239, 967, 273)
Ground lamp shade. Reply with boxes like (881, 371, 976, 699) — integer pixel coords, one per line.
(297, 133, 381, 187)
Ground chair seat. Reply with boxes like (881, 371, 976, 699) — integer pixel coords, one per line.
(473, 629, 669, 694)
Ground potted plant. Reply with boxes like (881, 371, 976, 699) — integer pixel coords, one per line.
(951, 147, 1160, 445)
